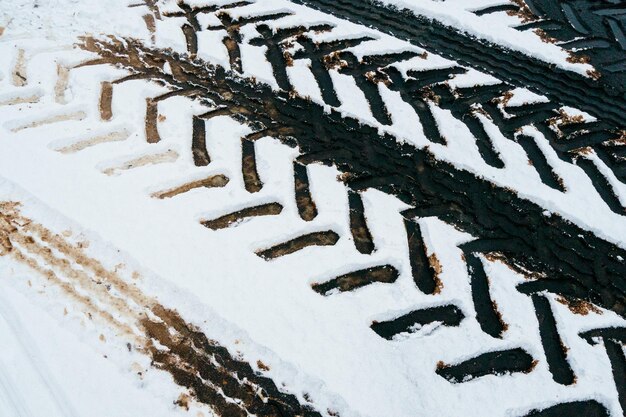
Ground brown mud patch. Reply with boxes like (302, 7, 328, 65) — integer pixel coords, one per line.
(256, 230, 339, 260)
(152, 174, 229, 199)
(202, 202, 283, 230)
(557, 296, 603, 316)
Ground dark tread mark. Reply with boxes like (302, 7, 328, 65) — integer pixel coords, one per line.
(389, 64, 507, 165)
(207, 11, 293, 74)
(250, 23, 335, 92)
(403, 216, 438, 294)
(517, 279, 592, 305)
(336, 50, 419, 125)
(580, 327, 626, 413)
(603, 338, 626, 413)
(522, 400, 610, 417)
(474, 4, 520, 16)
(312, 264, 399, 295)
(436, 347, 535, 383)
(464, 252, 507, 339)
(162, 5, 625, 204)
(528, 294, 575, 385)
(293, 162, 318, 221)
(201, 202, 283, 230)
(293, 35, 374, 107)
(516, 134, 565, 192)
(383, 66, 465, 147)
(575, 156, 625, 215)
(348, 189, 375, 254)
(256, 230, 340, 260)
(192, 116, 210, 166)
(371, 304, 464, 340)
(163, 1, 257, 57)
(144, 306, 321, 417)
(181, 23, 198, 57)
(242, 137, 263, 193)
(580, 327, 626, 345)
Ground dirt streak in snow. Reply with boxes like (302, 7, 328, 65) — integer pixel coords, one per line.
(0, 202, 321, 417)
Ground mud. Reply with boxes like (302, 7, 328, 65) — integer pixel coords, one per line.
(99, 81, 113, 121)
(312, 265, 399, 295)
(145, 98, 161, 143)
(202, 202, 283, 230)
(347, 190, 374, 255)
(436, 348, 535, 383)
(142, 14, 156, 43)
(101, 149, 178, 176)
(191, 116, 210, 166)
(256, 230, 340, 260)
(556, 296, 602, 316)
(152, 174, 229, 199)
(293, 161, 318, 221)
(242, 138, 263, 193)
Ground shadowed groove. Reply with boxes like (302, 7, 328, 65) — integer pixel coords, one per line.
(293, 35, 373, 107)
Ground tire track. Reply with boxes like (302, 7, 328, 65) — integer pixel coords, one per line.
(0, 202, 321, 417)
(289, 0, 625, 127)
(79, 37, 626, 319)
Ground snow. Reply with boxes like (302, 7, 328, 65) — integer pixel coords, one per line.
(0, 1, 624, 416)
